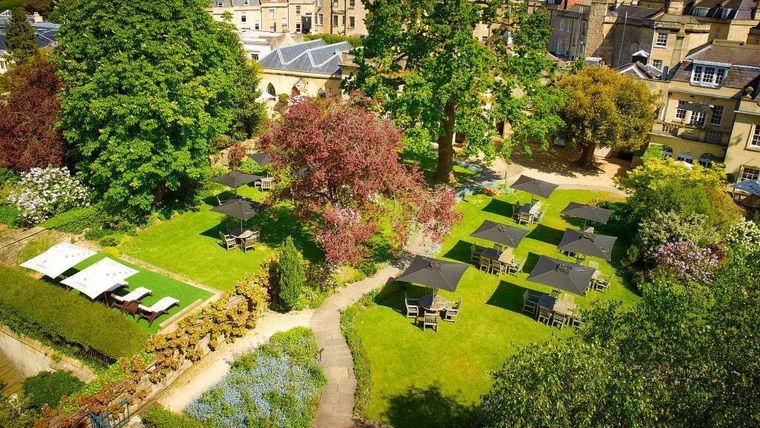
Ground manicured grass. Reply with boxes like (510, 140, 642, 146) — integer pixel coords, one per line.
(349, 189, 639, 427)
(73, 253, 214, 333)
(119, 186, 320, 292)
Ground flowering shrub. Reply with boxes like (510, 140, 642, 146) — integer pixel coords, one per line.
(652, 240, 719, 283)
(7, 166, 89, 226)
(186, 328, 325, 427)
(725, 220, 760, 256)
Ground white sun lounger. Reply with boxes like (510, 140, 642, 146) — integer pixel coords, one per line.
(109, 287, 152, 310)
(137, 297, 180, 326)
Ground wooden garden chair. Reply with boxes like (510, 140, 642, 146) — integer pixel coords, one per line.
(421, 311, 439, 332)
(219, 231, 236, 251)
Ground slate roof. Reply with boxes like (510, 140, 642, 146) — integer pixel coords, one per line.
(670, 43, 760, 89)
(258, 39, 353, 74)
(208, 0, 261, 7)
(0, 12, 59, 53)
(610, 5, 659, 19)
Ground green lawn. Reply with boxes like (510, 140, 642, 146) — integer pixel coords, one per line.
(72, 253, 214, 333)
(350, 189, 639, 427)
(119, 186, 320, 292)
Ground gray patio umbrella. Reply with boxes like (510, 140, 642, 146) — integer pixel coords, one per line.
(560, 202, 614, 226)
(557, 228, 617, 261)
(211, 170, 257, 190)
(509, 175, 558, 201)
(470, 220, 530, 248)
(248, 152, 273, 166)
(732, 179, 760, 197)
(396, 255, 469, 292)
(211, 197, 263, 230)
(527, 255, 596, 295)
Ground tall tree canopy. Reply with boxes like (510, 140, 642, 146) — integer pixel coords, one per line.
(260, 97, 460, 265)
(54, 0, 257, 222)
(348, 0, 565, 182)
(0, 51, 66, 170)
(6, 8, 37, 65)
(558, 66, 658, 166)
(479, 243, 760, 427)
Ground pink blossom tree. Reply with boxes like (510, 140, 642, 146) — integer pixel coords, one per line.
(260, 97, 460, 265)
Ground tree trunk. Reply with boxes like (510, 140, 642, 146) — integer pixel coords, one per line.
(435, 102, 457, 183)
(576, 141, 597, 167)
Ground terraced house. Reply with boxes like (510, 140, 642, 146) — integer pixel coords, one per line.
(630, 40, 760, 181)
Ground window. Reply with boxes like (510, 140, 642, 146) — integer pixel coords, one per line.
(694, 7, 709, 16)
(215, 0, 223, 6)
(332, 0, 338, 6)
(296, 22, 301, 32)
(691, 64, 728, 87)
(241, 13, 247, 22)
(721, 8, 733, 19)
(296, 5, 301, 14)
(349, 16, 355, 28)
(690, 110, 705, 127)
(333, 14, 338, 26)
(559, 18, 565, 32)
(254, 20, 260, 30)
(652, 59, 663, 70)
(317, 0, 322, 6)
(482, 35, 488, 42)
(675, 100, 687, 120)
(251, 53, 259, 60)
(710, 106, 723, 126)
(269, 9, 274, 19)
(281, 17, 287, 29)
(349, 0, 355, 9)
(317, 13, 323, 25)
(698, 154, 713, 167)
(740, 166, 759, 181)
(270, 25, 275, 31)
(655, 32, 668, 47)
(751, 126, 760, 148)
(662, 146, 673, 159)
(676, 151, 694, 164)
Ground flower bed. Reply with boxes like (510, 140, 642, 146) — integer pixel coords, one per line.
(186, 327, 326, 427)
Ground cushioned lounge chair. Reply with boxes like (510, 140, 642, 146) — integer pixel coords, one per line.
(138, 297, 180, 326)
(110, 287, 152, 311)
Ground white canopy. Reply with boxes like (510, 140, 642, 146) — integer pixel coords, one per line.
(20, 243, 97, 279)
(61, 258, 139, 300)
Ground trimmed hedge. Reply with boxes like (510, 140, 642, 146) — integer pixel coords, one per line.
(22, 371, 84, 410)
(0, 204, 18, 227)
(41, 204, 109, 235)
(142, 405, 206, 428)
(0, 266, 149, 361)
(304, 33, 362, 47)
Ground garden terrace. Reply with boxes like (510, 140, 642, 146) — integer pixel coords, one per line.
(343, 189, 639, 427)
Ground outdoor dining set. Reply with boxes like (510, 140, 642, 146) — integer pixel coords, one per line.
(211, 151, 274, 253)
(19, 243, 180, 326)
(394, 175, 619, 331)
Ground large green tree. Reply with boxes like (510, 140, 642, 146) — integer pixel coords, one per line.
(54, 0, 256, 222)
(6, 8, 37, 66)
(558, 66, 658, 166)
(348, 0, 564, 182)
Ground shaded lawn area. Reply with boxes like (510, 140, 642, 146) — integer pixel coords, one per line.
(119, 186, 321, 292)
(72, 253, 214, 334)
(351, 189, 639, 427)
(401, 150, 478, 185)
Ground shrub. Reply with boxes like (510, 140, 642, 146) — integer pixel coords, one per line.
(143, 404, 206, 428)
(0, 168, 19, 186)
(340, 293, 374, 415)
(0, 204, 19, 227)
(40, 203, 109, 235)
(0, 266, 149, 360)
(186, 328, 325, 427)
(652, 241, 720, 284)
(0, 388, 37, 428)
(278, 236, 304, 311)
(7, 166, 89, 226)
(636, 210, 717, 259)
(22, 370, 84, 410)
(726, 220, 760, 256)
(304, 33, 363, 47)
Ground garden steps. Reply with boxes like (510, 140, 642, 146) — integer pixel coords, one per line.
(310, 265, 402, 428)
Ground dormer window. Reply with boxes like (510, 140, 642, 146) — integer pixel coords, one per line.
(721, 8, 733, 19)
(691, 64, 727, 87)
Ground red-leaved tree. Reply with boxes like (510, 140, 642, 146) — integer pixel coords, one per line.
(0, 52, 67, 170)
(260, 97, 460, 265)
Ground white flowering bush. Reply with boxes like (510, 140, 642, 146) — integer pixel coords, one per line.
(726, 220, 760, 255)
(7, 166, 90, 226)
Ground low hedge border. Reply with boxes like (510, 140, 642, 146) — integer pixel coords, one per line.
(340, 291, 377, 415)
(0, 266, 149, 362)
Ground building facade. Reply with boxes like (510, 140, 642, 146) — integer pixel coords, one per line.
(631, 40, 760, 180)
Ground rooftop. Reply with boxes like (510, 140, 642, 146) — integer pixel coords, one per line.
(0, 11, 59, 53)
(257, 39, 353, 75)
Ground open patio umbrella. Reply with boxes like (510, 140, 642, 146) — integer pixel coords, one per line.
(211, 170, 258, 190)
(732, 179, 760, 197)
(248, 152, 273, 166)
(509, 175, 558, 202)
(61, 257, 139, 300)
(211, 197, 264, 231)
(470, 220, 529, 248)
(560, 202, 614, 226)
(557, 228, 617, 261)
(396, 255, 469, 292)
(527, 255, 596, 295)
(20, 243, 97, 279)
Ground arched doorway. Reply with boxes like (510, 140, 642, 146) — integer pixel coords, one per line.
(266, 83, 276, 97)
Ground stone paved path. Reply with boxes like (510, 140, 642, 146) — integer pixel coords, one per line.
(310, 265, 401, 428)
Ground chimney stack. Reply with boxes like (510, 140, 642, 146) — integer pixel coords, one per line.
(666, 0, 685, 15)
(32, 12, 43, 23)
